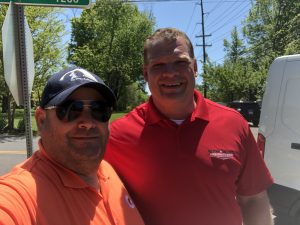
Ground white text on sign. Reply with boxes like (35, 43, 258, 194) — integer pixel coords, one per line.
(57, 0, 79, 3)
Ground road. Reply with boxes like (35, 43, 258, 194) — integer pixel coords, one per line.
(0, 134, 39, 175)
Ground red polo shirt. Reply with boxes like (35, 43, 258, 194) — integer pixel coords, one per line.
(105, 90, 273, 225)
(0, 142, 144, 225)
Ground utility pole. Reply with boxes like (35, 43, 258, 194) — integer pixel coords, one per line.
(196, 0, 211, 98)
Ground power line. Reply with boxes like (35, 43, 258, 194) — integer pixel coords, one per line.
(208, 2, 250, 34)
(206, 0, 241, 29)
(185, 2, 198, 34)
(190, 22, 201, 39)
(211, 25, 242, 43)
(205, 0, 224, 19)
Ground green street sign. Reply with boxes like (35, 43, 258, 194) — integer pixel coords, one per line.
(0, 0, 90, 8)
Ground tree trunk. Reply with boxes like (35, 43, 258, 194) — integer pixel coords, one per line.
(6, 94, 16, 131)
(1, 95, 9, 113)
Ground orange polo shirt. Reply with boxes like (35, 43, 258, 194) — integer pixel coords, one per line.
(0, 142, 144, 225)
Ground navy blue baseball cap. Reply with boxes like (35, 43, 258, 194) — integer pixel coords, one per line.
(40, 67, 116, 108)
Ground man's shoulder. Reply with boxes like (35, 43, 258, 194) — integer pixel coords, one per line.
(0, 165, 36, 196)
(100, 160, 116, 174)
(99, 160, 126, 191)
(0, 152, 43, 189)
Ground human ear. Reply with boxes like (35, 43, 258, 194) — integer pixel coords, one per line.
(143, 65, 149, 82)
(35, 107, 46, 133)
(193, 59, 198, 73)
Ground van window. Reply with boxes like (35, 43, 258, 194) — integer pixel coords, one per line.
(282, 67, 300, 136)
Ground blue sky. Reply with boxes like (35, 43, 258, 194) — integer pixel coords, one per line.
(64, 0, 252, 85)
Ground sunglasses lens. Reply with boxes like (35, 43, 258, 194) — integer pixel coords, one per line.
(55, 100, 112, 122)
(68, 101, 84, 121)
(91, 101, 112, 122)
(55, 101, 72, 121)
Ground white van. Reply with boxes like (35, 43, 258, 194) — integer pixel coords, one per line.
(258, 54, 300, 225)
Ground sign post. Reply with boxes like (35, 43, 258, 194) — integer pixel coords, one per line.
(17, 5, 34, 157)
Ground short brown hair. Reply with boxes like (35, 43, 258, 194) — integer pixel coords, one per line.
(144, 28, 195, 64)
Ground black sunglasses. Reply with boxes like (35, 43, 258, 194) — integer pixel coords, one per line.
(45, 100, 112, 123)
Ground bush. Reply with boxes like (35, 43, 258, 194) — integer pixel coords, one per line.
(0, 115, 7, 132)
(17, 118, 25, 132)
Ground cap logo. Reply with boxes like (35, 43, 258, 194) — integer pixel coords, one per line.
(59, 68, 98, 83)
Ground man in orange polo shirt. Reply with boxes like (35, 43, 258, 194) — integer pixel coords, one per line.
(0, 67, 144, 225)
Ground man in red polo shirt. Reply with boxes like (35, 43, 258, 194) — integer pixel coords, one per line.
(105, 28, 274, 225)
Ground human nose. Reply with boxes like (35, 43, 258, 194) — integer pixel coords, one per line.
(162, 64, 177, 77)
(77, 109, 97, 129)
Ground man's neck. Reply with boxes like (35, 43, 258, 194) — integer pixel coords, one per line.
(152, 97, 197, 120)
(78, 171, 100, 191)
(64, 158, 101, 191)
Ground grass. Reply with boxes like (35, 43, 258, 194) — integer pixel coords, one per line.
(110, 112, 126, 122)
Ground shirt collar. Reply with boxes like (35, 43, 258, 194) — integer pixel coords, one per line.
(191, 90, 210, 122)
(145, 89, 209, 124)
(38, 140, 103, 189)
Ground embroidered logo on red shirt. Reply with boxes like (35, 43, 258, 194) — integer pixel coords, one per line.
(208, 150, 236, 160)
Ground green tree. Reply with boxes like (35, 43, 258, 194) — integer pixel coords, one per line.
(117, 82, 148, 112)
(0, 6, 66, 132)
(241, 0, 300, 99)
(68, 0, 154, 110)
(205, 0, 300, 103)
(26, 7, 66, 106)
(223, 26, 246, 63)
(204, 60, 257, 102)
(204, 26, 261, 102)
(243, 0, 300, 66)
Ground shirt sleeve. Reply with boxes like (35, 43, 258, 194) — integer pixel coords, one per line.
(236, 126, 274, 196)
(0, 210, 16, 225)
(0, 182, 32, 225)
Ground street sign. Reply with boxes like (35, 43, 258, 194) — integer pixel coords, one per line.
(2, 3, 34, 106)
(0, 0, 90, 8)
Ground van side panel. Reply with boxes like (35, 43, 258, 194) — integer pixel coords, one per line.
(263, 57, 300, 190)
(259, 57, 286, 137)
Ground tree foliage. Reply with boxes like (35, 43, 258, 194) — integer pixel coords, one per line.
(26, 7, 66, 106)
(243, 0, 300, 66)
(204, 0, 300, 102)
(68, 0, 154, 110)
(0, 6, 66, 131)
(204, 26, 260, 102)
(223, 27, 246, 63)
